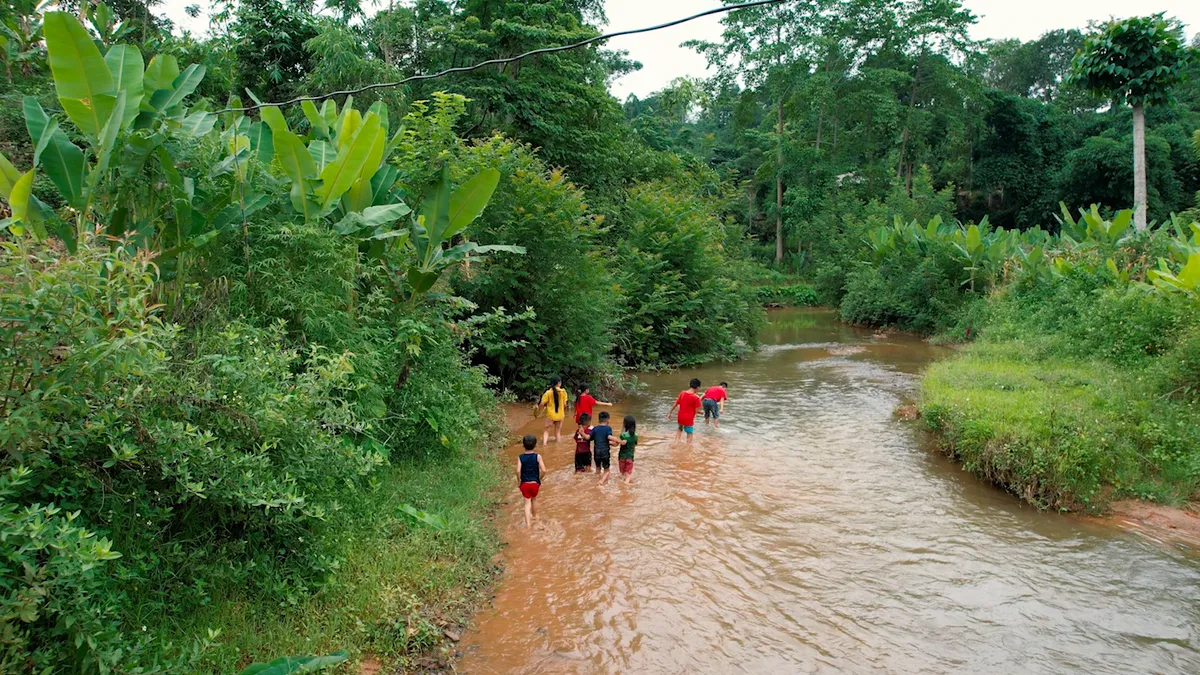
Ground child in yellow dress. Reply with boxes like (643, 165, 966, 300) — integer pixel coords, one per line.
(538, 375, 569, 445)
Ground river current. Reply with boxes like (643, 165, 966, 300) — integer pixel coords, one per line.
(459, 309, 1200, 674)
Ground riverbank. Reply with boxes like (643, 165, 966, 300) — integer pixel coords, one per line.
(919, 338, 1200, 514)
(161, 410, 509, 673)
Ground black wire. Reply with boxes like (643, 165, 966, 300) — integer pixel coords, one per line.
(214, 0, 790, 113)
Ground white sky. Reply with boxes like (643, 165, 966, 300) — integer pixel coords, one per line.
(157, 0, 1200, 100)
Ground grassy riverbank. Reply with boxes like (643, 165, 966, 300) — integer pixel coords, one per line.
(921, 340, 1200, 512)
(915, 258, 1200, 512)
(162, 441, 506, 672)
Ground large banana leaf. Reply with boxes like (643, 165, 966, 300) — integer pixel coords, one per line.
(444, 169, 500, 240)
(336, 107, 363, 153)
(441, 241, 525, 263)
(23, 96, 86, 207)
(143, 54, 179, 94)
(104, 44, 143, 126)
(89, 92, 126, 184)
(302, 99, 329, 140)
(0, 152, 22, 200)
(273, 129, 317, 183)
(248, 122, 274, 163)
(317, 112, 381, 210)
(152, 63, 205, 112)
(320, 99, 338, 129)
(334, 203, 411, 235)
(367, 100, 388, 135)
(7, 170, 46, 239)
(259, 105, 290, 135)
(44, 12, 115, 137)
(180, 111, 217, 137)
(308, 140, 336, 173)
(369, 165, 400, 206)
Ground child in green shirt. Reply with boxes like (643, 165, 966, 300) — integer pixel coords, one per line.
(618, 415, 638, 483)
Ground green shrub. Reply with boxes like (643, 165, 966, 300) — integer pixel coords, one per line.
(449, 136, 613, 395)
(1154, 329, 1200, 404)
(986, 263, 1198, 365)
(921, 340, 1200, 510)
(839, 251, 970, 333)
(813, 261, 848, 306)
(612, 181, 764, 367)
(757, 282, 819, 306)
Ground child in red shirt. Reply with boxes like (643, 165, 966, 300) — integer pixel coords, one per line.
(667, 378, 703, 444)
(573, 384, 613, 424)
(702, 381, 728, 428)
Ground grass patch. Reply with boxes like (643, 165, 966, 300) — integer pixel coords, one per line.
(920, 340, 1200, 512)
(156, 441, 506, 672)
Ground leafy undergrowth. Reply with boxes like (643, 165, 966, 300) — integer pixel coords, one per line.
(921, 340, 1200, 512)
(163, 443, 506, 673)
(756, 282, 820, 307)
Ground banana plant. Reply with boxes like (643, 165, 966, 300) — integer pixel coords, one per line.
(0, 0, 46, 81)
(239, 97, 522, 301)
(403, 166, 524, 300)
(0, 11, 213, 264)
(1056, 204, 1135, 252)
(949, 221, 991, 291)
(1148, 253, 1200, 299)
(1165, 215, 1200, 264)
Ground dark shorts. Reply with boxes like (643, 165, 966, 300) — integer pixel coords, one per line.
(594, 454, 611, 471)
(703, 398, 720, 419)
(574, 451, 592, 472)
(519, 482, 540, 499)
(619, 459, 634, 474)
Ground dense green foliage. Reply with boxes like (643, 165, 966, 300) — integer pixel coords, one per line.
(1, 0, 1199, 669)
(0, 4, 769, 671)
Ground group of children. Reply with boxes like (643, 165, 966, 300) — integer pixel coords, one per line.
(516, 376, 729, 529)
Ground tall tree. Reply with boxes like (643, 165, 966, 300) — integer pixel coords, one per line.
(689, 0, 831, 263)
(1070, 14, 1192, 230)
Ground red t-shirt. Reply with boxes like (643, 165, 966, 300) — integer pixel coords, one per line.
(576, 394, 597, 418)
(675, 391, 702, 426)
(574, 426, 593, 454)
(703, 386, 726, 402)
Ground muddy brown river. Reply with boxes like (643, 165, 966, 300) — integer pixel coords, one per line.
(460, 309, 1200, 674)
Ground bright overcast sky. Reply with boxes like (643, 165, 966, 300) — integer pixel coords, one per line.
(156, 0, 1200, 100)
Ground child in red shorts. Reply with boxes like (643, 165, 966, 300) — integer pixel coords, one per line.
(617, 415, 638, 483)
(516, 434, 546, 529)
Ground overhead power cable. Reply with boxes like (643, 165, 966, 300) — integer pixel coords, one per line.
(215, 0, 790, 113)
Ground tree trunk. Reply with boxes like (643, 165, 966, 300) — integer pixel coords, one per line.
(1132, 103, 1148, 231)
(815, 102, 824, 153)
(776, 97, 784, 265)
(746, 182, 756, 228)
(898, 47, 926, 188)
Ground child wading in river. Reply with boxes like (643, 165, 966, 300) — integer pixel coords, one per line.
(538, 375, 569, 445)
(573, 412, 594, 473)
(573, 384, 612, 424)
(618, 415, 638, 483)
(668, 378, 703, 444)
(516, 434, 546, 529)
(591, 411, 616, 485)
(702, 381, 729, 428)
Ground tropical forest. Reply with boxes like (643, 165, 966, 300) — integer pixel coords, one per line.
(1, 0, 1199, 672)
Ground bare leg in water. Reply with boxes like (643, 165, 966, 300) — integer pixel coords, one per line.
(523, 496, 535, 528)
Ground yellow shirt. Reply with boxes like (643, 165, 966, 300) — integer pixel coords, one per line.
(540, 388, 568, 421)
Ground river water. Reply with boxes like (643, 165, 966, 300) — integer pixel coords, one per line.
(459, 309, 1200, 674)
